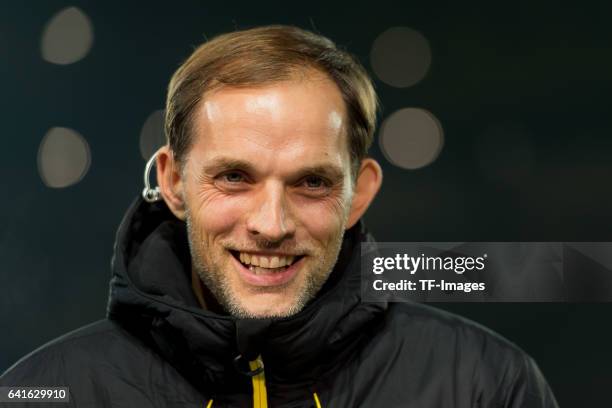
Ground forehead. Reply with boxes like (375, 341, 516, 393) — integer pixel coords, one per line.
(189, 75, 350, 169)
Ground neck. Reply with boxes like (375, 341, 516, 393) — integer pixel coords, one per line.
(191, 268, 227, 314)
(190, 268, 207, 309)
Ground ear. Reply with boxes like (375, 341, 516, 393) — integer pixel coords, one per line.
(156, 145, 187, 220)
(346, 158, 383, 229)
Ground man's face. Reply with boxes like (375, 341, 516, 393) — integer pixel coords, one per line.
(180, 74, 354, 318)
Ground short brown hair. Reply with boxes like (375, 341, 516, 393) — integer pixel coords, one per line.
(165, 25, 378, 179)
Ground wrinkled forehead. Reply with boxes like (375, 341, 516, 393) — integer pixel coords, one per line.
(189, 76, 351, 170)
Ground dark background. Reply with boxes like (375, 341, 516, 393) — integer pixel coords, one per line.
(2, 1, 612, 406)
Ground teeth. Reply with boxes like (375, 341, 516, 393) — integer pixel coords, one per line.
(250, 265, 288, 275)
(237, 252, 297, 268)
(270, 256, 279, 268)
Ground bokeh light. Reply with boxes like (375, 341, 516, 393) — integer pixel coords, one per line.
(41, 7, 94, 65)
(139, 109, 166, 160)
(379, 107, 444, 169)
(371, 27, 432, 88)
(38, 127, 91, 188)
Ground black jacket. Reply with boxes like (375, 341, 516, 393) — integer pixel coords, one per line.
(1, 198, 559, 407)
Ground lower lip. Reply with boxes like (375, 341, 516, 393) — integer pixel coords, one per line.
(230, 253, 303, 287)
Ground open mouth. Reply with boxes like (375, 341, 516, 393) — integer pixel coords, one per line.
(229, 250, 304, 275)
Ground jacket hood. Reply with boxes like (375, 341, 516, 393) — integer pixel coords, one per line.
(106, 197, 387, 395)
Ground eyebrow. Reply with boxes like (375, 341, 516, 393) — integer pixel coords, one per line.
(296, 164, 345, 182)
(200, 158, 258, 177)
(198, 157, 346, 182)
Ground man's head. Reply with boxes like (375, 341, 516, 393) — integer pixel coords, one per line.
(156, 25, 382, 318)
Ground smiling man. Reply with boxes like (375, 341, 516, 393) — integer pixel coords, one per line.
(161, 74, 369, 318)
(1, 26, 557, 407)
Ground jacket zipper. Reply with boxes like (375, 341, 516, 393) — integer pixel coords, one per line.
(249, 355, 268, 408)
(245, 356, 323, 408)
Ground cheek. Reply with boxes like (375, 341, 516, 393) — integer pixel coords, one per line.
(291, 197, 348, 241)
(187, 187, 248, 235)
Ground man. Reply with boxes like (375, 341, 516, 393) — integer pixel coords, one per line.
(1, 25, 558, 407)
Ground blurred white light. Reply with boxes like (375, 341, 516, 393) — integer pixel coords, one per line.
(370, 27, 432, 88)
(41, 7, 94, 65)
(379, 108, 444, 169)
(38, 127, 91, 188)
(139, 110, 166, 160)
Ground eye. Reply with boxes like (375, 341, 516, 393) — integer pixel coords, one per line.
(296, 175, 332, 197)
(222, 171, 245, 183)
(213, 171, 250, 191)
(301, 175, 334, 192)
(303, 175, 325, 189)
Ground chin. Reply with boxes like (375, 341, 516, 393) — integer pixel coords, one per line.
(231, 292, 305, 319)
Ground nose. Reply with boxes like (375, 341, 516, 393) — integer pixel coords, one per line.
(246, 181, 296, 243)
